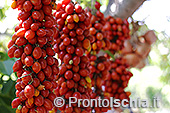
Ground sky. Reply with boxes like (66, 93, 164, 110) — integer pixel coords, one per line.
(132, 0, 170, 36)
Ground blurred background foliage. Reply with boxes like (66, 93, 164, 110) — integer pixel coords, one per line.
(0, 0, 170, 113)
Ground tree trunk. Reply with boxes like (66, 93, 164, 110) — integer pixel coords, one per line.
(104, 0, 146, 19)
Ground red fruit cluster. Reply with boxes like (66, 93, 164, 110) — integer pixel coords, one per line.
(53, 2, 92, 60)
(9, 0, 134, 113)
(103, 16, 130, 53)
(88, 56, 111, 88)
(54, 58, 92, 113)
(88, 56, 112, 112)
(84, 3, 132, 112)
(9, 0, 59, 112)
(85, 5, 112, 55)
(88, 56, 133, 112)
(52, 1, 93, 113)
(103, 58, 132, 100)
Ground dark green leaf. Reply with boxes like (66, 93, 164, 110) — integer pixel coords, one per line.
(0, 105, 13, 113)
(0, 52, 8, 61)
(1, 80, 15, 95)
(0, 9, 4, 20)
(0, 59, 14, 75)
(0, 97, 15, 113)
(0, 95, 13, 107)
(0, 77, 3, 84)
(9, 82, 16, 98)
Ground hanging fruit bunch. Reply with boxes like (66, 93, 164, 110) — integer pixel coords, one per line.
(85, 3, 109, 55)
(103, 58, 132, 103)
(52, 0, 93, 112)
(86, 2, 132, 112)
(103, 16, 130, 54)
(7, 0, 144, 113)
(88, 55, 112, 113)
(9, 0, 59, 112)
(88, 56, 132, 112)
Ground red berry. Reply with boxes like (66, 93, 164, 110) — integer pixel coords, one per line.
(42, 0, 51, 5)
(23, 1, 33, 12)
(36, 106, 46, 113)
(79, 69, 89, 77)
(24, 44, 33, 55)
(63, 37, 71, 46)
(43, 5, 52, 15)
(30, 0, 41, 6)
(35, 95, 44, 106)
(46, 47, 54, 56)
(32, 78, 40, 87)
(61, 0, 71, 5)
(67, 80, 74, 89)
(42, 81, 52, 89)
(37, 28, 46, 37)
(19, 90, 27, 101)
(72, 92, 81, 100)
(22, 71, 32, 85)
(64, 70, 73, 80)
(8, 46, 17, 58)
(11, 98, 21, 108)
(65, 104, 73, 113)
(37, 71, 45, 82)
(63, 54, 72, 64)
(21, 105, 29, 113)
(97, 63, 105, 71)
(116, 18, 123, 25)
(65, 3, 74, 14)
(25, 56, 34, 67)
(73, 73, 80, 82)
(73, 56, 80, 66)
(66, 45, 75, 54)
(75, 4, 82, 13)
(15, 37, 27, 46)
(24, 84, 35, 98)
(33, 47, 42, 59)
(32, 11, 41, 20)
(46, 56, 55, 65)
(13, 59, 23, 72)
(41, 89, 49, 97)
(14, 48, 23, 58)
(43, 65, 52, 77)
(59, 65, 67, 75)
(75, 47, 84, 57)
(32, 62, 41, 73)
(31, 23, 39, 31)
(44, 99, 53, 110)
(95, 1, 101, 10)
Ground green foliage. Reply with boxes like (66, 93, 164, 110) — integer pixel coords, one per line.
(149, 32, 170, 84)
(0, 8, 6, 20)
(0, 2, 16, 110)
(146, 86, 170, 109)
(0, 0, 10, 20)
(0, 59, 15, 75)
(0, 53, 16, 113)
(0, 94, 16, 113)
(0, 59, 16, 113)
(0, 52, 8, 61)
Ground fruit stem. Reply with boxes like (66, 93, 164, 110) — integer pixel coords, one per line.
(101, 49, 115, 61)
(18, 72, 33, 80)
